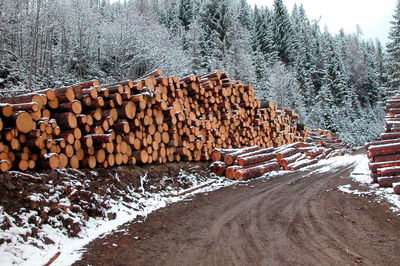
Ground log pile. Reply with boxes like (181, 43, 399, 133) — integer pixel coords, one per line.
(367, 93, 400, 194)
(0, 70, 307, 172)
(306, 129, 349, 155)
(209, 140, 345, 180)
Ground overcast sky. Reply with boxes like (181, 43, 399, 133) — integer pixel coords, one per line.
(248, 0, 397, 44)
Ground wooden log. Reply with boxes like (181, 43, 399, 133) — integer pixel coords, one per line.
(368, 143, 400, 158)
(279, 152, 305, 167)
(10, 102, 39, 112)
(237, 152, 276, 167)
(225, 165, 242, 179)
(5, 111, 34, 133)
(380, 132, 400, 140)
(132, 150, 149, 164)
(81, 155, 97, 169)
(141, 69, 163, 79)
(0, 160, 11, 172)
(82, 87, 98, 99)
(394, 182, 400, 194)
(275, 147, 298, 160)
(37, 88, 56, 101)
(0, 103, 13, 117)
(210, 148, 240, 162)
(366, 138, 400, 149)
(41, 153, 60, 169)
(378, 176, 400, 187)
(288, 158, 318, 171)
(102, 79, 134, 88)
(52, 112, 77, 129)
(0, 93, 45, 109)
(117, 101, 136, 119)
(54, 86, 75, 102)
(224, 146, 260, 165)
(58, 100, 82, 115)
(238, 147, 275, 158)
(371, 153, 400, 163)
(377, 165, 400, 177)
(209, 161, 227, 176)
(90, 134, 113, 145)
(234, 160, 280, 180)
(369, 160, 400, 173)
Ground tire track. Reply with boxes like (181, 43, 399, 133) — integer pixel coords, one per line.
(75, 161, 400, 266)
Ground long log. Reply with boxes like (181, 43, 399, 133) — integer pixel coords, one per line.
(275, 147, 298, 160)
(369, 160, 400, 173)
(288, 158, 318, 171)
(377, 176, 400, 187)
(366, 138, 400, 149)
(377, 165, 400, 177)
(210, 148, 241, 162)
(224, 146, 260, 165)
(234, 159, 280, 180)
(237, 152, 276, 167)
(368, 143, 400, 158)
(380, 132, 400, 140)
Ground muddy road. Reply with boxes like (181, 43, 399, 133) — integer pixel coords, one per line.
(75, 162, 400, 265)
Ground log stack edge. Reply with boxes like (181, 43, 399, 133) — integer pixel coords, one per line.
(0, 70, 308, 172)
(367, 92, 400, 194)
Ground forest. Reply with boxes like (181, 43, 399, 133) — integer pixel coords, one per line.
(0, 0, 399, 145)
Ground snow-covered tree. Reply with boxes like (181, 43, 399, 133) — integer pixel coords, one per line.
(272, 0, 296, 65)
(264, 61, 305, 118)
(386, 0, 400, 97)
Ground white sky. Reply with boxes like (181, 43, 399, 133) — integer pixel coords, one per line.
(248, 0, 397, 44)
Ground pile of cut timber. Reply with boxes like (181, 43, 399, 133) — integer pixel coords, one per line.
(0, 70, 307, 172)
(307, 129, 349, 152)
(367, 93, 400, 194)
(209, 141, 344, 180)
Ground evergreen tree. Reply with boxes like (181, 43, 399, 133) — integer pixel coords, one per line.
(251, 6, 278, 65)
(386, 0, 400, 97)
(237, 0, 252, 30)
(178, 0, 194, 31)
(291, 4, 315, 107)
(272, 0, 296, 65)
(322, 34, 348, 107)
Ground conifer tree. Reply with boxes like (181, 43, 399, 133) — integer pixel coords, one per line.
(386, 0, 400, 97)
(272, 0, 296, 65)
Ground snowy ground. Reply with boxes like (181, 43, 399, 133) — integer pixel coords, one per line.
(0, 169, 235, 266)
(337, 154, 400, 214)
(1, 154, 399, 265)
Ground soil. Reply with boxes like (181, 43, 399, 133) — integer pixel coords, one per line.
(74, 160, 400, 265)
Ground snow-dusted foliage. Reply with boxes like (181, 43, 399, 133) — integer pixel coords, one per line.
(0, 0, 392, 145)
(259, 62, 306, 118)
(386, 0, 400, 98)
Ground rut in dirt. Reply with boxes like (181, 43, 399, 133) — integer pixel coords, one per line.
(75, 162, 400, 266)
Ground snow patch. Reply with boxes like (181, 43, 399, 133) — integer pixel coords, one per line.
(337, 154, 400, 214)
(0, 171, 234, 266)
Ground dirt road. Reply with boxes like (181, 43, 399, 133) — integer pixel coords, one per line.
(75, 162, 400, 265)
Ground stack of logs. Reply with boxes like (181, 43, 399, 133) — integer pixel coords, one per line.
(306, 129, 349, 156)
(209, 140, 345, 180)
(0, 70, 307, 172)
(367, 93, 400, 194)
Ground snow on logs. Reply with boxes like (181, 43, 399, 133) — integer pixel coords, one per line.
(210, 141, 345, 180)
(0, 70, 307, 172)
(367, 92, 400, 194)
